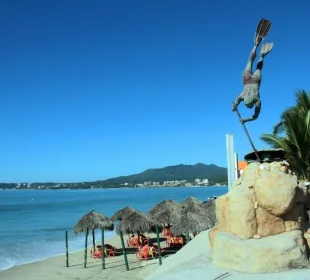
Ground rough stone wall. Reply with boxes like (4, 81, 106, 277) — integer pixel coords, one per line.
(209, 161, 310, 273)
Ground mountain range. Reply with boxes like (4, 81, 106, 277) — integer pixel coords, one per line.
(101, 163, 227, 185)
(0, 163, 227, 189)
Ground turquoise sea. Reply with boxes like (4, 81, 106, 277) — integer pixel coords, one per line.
(0, 187, 227, 271)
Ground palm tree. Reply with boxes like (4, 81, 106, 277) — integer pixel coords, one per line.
(260, 90, 310, 180)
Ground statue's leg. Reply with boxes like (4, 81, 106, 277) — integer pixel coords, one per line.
(254, 43, 273, 73)
(260, 43, 273, 57)
(243, 45, 257, 77)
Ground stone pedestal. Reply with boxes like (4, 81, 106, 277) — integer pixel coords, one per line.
(209, 161, 310, 273)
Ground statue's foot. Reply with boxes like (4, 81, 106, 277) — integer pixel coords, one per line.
(260, 42, 273, 57)
(255, 18, 272, 46)
(254, 35, 263, 46)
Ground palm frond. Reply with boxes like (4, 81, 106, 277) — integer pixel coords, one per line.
(260, 90, 310, 180)
(260, 134, 287, 150)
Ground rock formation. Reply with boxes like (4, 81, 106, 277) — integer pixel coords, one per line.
(209, 161, 310, 273)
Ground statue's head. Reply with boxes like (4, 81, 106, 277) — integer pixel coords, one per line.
(244, 95, 254, 109)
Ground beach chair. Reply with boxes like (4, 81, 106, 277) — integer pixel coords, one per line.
(140, 234, 150, 245)
(137, 244, 161, 260)
(152, 243, 164, 255)
(136, 245, 151, 260)
(169, 236, 186, 248)
(162, 226, 172, 237)
(92, 246, 103, 258)
(128, 235, 139, 247)
(105, 244, 116, 257)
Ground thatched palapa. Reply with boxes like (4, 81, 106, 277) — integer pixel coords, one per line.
(148, 200, 181, 225)
(202, 198, 216, 227)
(149, 199, 181, 216)
(170, 211, 210, 236)
(181, 197, 203, 209)
(73, 210, 114, 266)
(110, 206, 136, 222)
(116, 211, 161, 234)
(180, 197, 205, 217)
(74, 210, 114, 234)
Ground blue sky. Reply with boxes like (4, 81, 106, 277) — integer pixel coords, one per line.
(1, 0, 310, 183)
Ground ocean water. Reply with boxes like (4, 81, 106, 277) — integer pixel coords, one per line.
(0, 187, 227, 271)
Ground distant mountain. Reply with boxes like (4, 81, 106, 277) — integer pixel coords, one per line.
(101, 163, 227, 185)
(0, 163, 227, 190)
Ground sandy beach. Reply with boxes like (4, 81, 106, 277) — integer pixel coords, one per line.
(3, 229, 310, 280)
(0, 233, 164, 280)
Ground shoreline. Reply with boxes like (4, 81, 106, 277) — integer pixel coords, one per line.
(0, 185, 227, 191)
(0, 232, 161, 280)
(0, 231, 119, 272)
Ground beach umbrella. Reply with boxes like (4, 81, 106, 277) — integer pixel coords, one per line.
(148, 200, 181, 225)
(110, 206, 136, 222)
(74, 210, 114, 268)
(116, 210, 164, 267)
(170, 211, 211, 237)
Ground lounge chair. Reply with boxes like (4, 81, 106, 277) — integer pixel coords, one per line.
(167, 235, 186, 248)
(92, 244, 116, 258)
(104, 244, 116, 257)
(140, 234, 150, 245)
(128, 235, 139, 247)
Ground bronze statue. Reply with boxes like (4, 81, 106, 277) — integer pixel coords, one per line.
(232, 19, 273, 124)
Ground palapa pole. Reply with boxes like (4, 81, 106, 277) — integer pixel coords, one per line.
(65, 230, 69, 267)
(92, 229, 96, 254)
(120, 231, 129, 271)
(101, 228, 105, 269)
(235, 108, 261, 161)
(156, 225, 162, 266)
(84, 227, 89, 268)
(185, 233, 190, 243)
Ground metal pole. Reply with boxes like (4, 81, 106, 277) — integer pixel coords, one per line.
(101, 228, 105, 269)
(185, 232, 190, 243)
(226, 134, 235, 191)
(234, 153, 239, 180)
(120, 231, 129, 271)
(65, 231, 69, 267)
(84, 228, 89, 268)
(156, 225, 162, 266)
(235, 108, 260, 161)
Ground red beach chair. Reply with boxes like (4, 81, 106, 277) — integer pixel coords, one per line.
(136, 245, 150, 260)
(152, 243, 164, 255)
(140, 234, 150, 245)
(92, 245, 103, 258)
(128, 235, 139, 247)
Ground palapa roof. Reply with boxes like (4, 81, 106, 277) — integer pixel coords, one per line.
(201, 199, 217, 227)
(181, 197, 202, 208)
(73, 210, 114, 235)
(170, 211, 211, 235)
(202, 198, 216, 210)
(110, 206, 137, 222)
(148, 200, 181, 224)
(148, 199, 181, 216)
(149, 208, 181, 225)
(181, 197, 203, 214)
(116, 210, 161, 234)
